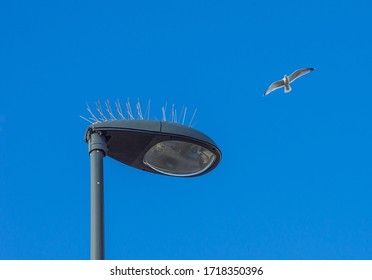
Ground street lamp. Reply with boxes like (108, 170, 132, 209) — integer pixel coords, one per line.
(84, 120, 222, 259)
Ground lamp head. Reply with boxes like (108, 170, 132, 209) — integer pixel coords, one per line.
(85, 120, 221, 177)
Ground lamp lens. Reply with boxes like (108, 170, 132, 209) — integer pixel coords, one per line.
(143, 140, 216, 176)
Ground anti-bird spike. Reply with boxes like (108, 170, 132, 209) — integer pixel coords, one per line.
(80, 99, 197, 127)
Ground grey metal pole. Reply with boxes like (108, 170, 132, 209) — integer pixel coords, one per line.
(88, 132, 107, 260)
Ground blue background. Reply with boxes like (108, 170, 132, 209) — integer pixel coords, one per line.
(1, 0, 371, 259)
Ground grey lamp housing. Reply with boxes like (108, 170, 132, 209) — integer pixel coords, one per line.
(85, 120, 221, 177)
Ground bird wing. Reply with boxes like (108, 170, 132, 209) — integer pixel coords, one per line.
(264, 80, 285, 96)
(288, 68, 315, 82)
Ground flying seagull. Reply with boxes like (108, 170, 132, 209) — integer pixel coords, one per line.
(263, 68, 315, 96)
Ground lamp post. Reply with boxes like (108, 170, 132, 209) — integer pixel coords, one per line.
(85, 120, 221, 260)
(87, 132, 107, 260)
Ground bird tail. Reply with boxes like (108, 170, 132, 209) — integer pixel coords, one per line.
(284, 85, 292, 93)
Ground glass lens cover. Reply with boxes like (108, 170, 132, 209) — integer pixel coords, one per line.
(143, 140, 216, 176)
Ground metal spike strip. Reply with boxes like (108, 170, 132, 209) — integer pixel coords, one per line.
(80, 99, 197, 127)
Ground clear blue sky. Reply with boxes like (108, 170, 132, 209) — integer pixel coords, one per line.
(1, 0, 371, 260)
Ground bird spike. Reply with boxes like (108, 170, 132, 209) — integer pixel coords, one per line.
(105, 100, 117, 121)
(161, 102, 168, 122)
(189, 108, 197, 127)
(115, 99, 126, 120)
(145, 99, 151, 120)
(125, 98, 134, 120)
(80, 99, 197, 127)
(136, 98, 144, 120)
(95, 100, 108, 122)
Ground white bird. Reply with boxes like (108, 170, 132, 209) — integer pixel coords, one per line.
(263, 68, 315, 96)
